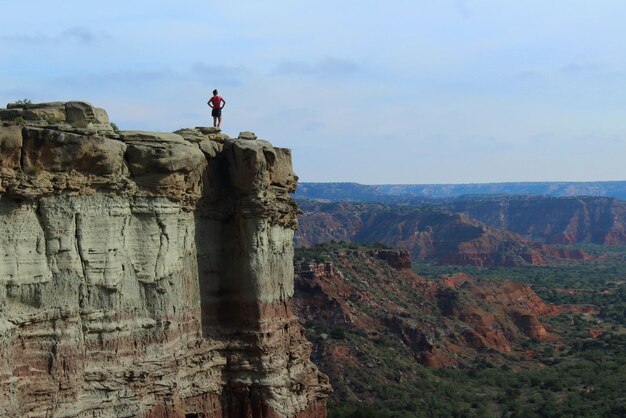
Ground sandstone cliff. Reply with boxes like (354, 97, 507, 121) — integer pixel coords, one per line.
(0, 102, 329, 417)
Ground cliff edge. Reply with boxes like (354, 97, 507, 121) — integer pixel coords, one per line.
(0, 102, 329, 417)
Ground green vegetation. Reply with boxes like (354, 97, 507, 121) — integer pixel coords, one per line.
(11, 98, 32, 106)
(110, 122, 120, 132)
(325, 317, 626, 417)
(295, 241, 390, 263)
(414, 245, 626, 326)
(303, 244, 626, 417)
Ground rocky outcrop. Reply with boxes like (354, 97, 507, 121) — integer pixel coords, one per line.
(445, 196, 626, 245)
(0, 102, 329, 417)
(293, 248, 554, 367)
(295, 201, 590, 267)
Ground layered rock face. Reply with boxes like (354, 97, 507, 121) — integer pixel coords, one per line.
(0, 102, 329, 417)
(446, 196, 626, 245)
(296, 201, 589, 267)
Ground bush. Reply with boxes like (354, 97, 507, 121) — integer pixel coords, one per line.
(11, 98, 32, 106)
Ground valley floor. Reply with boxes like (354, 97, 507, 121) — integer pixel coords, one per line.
(295, 244, 626, 418)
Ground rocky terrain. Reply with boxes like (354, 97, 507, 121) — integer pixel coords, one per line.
(444, 195, 626, 245)
(0, 101, 329, 417)
(295, 201, 589, 267)
(296, 248, 557, 363)
(291, 246, 560, 404)
(291, 244, 626, 417)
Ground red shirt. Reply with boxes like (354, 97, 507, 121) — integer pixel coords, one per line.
(210, 96, 223, 108)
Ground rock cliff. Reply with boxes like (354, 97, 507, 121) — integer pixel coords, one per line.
(445, 196, 626, 245)
(295, 201, 589, 267)
(0, 102, 329, 417)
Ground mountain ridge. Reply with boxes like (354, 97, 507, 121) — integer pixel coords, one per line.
(296, 181, 626, 201)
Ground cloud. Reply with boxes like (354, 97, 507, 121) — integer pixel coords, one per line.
(52, 68, 178, 89)
(61, 27, 100, 44)
(514, 70, 542, 80)
(190, 63, 248, 86)
(272, 57, 359, 78)
(559, 62, 603, 74)
(453, 0, 473, 18)
(2, 26, 106, 45)
(49, 63, 250, 92)
(303, 121, 325, 132)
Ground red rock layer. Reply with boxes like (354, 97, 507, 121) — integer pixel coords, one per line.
(293, 248, 556, 372)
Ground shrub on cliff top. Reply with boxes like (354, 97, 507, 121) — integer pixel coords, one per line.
(10, 98, 32, 106)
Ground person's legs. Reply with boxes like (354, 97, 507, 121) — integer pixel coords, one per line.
(217, 115, 222, 128)
(212, 116, 217, 127)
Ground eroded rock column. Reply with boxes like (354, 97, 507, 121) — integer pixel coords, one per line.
(0, 102, 329, 417)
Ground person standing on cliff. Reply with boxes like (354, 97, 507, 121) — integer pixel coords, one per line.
(207, 89, 226, 128)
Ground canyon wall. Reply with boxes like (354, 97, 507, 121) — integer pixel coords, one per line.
(295, 201, 588, 267)
(0, 102, 329, 417)
(446, 196, 626, 245)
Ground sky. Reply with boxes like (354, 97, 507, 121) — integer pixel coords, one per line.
(1, 1, 626, 184)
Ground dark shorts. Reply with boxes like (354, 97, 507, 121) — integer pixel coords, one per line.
(212, 108, 222, 117)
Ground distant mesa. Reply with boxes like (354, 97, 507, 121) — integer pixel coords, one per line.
(295, 181, 626, 201)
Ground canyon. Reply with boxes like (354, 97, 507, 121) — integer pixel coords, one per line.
(445, 195, 626, 245)
(0, 101, 329, 417)
(293, 248, 555, 370)
(295, 201, 589, 267)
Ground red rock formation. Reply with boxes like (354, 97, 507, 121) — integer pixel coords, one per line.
(296, 202, 591, 267)
(466, 280, 559, 317)
(294, 261, 355, 325)
(446, 196, 626, 246)
(367, 249, 412, 270)
(558, 305, 601, 314)
(294, 248, 556, 374)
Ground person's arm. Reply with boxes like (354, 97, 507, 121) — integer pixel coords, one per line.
(207, 99, 214, 108)
(220, 98, 226, 109)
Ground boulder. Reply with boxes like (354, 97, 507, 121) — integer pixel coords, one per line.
(125, 141, 205, 175)
(119, 131, 186, 144)
(196, 127, 221, 135)
(271, 147, 298, 192)
(22, 102, 66, 124)
(0, 108, 23, 122)
(64, 101, 109, 127)
(238, 131, 257, 141)
(198, 139, 222, 158)
(225, 139, 275, 193)
(21, 127, 127, 176)
(195, 127, 229, 143)
(173, 128, 206, 143)
(0, 124, 23, 170)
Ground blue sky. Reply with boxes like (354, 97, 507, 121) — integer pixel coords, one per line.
(2, 1, 626, 184)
